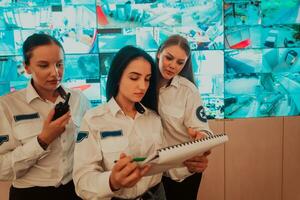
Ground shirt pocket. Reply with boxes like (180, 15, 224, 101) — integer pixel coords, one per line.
(13, 119, 43, 144)
(100, 134, 129, 153)
(100, 133, 129, 170)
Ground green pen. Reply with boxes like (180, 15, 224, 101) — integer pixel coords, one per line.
(114, 157, 146, 163)
(132, 157, 146, 162)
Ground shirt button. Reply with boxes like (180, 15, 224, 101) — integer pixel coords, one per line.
(63, 158, 66, 162)
(62, 139, 66, 143)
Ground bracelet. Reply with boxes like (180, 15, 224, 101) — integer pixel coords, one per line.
(37, 136, 49, 150)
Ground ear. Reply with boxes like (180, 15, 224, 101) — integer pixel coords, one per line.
(24, 62, 32, 75)
(156, 52, 160, 60)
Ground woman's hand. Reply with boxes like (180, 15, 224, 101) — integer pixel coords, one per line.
(183, 151, 211, 173)
(185, 128, 212, 172)
(109, 153, 151, 191)
(38, 108, 71, 145)
(187, 128, 205, 140)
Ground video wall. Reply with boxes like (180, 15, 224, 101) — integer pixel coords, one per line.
(0, 0, 299, 119)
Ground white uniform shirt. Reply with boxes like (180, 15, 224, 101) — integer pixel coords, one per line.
(0, 82, 90, 188)
(158, 75, 213, 145)
(158, 75, 213, 180)
(73, 98, 163, 200)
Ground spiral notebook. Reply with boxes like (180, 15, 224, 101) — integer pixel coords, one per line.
(141, 134, 228, 176)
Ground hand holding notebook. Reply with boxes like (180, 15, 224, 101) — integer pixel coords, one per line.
(139, 134, 228, 176)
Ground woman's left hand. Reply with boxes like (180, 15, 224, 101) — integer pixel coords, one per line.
(183, 151, 211, 173)
(187, 128, 205, 140)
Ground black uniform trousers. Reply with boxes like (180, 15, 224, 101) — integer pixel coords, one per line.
(9, 180, 81, 200)
(111, 182, 166, 200)
(162, 173, 202, 200)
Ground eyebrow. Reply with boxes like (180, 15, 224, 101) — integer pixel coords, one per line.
(37, 59, 63, 63)
(129, 72, 151, 76)
(166, 52, 186, 62)
(36, 60, 48, 64)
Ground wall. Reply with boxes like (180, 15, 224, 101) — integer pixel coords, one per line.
(0, 181, 9, 200)
(198, 116, 300, 200)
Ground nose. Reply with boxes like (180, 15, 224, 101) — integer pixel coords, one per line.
(138, 79, 147, 90)
(50, 64, 59, 77)
(168, 60, 176, 69)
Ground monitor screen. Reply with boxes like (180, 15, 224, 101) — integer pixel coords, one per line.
(0, 0, 299, 119)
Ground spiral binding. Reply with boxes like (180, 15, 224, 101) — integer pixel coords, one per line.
(158, 133, 226, 153)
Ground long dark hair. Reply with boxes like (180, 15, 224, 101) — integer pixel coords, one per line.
(156, 34, 195, 85)
(106, 45, 158, 112)
(23, 33, 64, 65)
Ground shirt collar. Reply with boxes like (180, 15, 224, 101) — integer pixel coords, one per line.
(107, 97, 121, 117)
(170, 75, 180, 88)
(107, 97, 148, 117)
(25, 80, 67, 104)
(162, 75, 180, 89)
(25, 80, 42, 103)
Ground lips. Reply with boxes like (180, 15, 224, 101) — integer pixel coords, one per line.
(165, 70, 175, 77)
(134, 92, 145, 97)
(47, 80, 60, 84)
(134, 92, 146, 99)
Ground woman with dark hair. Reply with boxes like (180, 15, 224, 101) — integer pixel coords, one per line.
(73, 45, 166, 200)
(0, 33, 90, 200)
(156, 35, 213, 200)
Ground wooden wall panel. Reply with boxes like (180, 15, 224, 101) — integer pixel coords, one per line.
(283, 116, 300, 200)
(198, 119, 225, 200)
(0, 181, 10, 200)
(225, 117, 283, 200)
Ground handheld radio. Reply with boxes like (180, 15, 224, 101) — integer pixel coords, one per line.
(52, 92, 71, 121)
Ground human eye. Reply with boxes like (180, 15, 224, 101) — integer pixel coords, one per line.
(145, 75, 151, 82)
(38, 63, 48, 68)
(56, 62, 64, 68)
(165, 55, 173, 60)
(129, 74, 139, 81)
(177, 61, 184, 65)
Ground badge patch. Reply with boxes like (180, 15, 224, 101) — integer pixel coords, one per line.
(100, 130, 123, 139)
(76, 131, 89, 143)
(196, 106, 207, 122)
(14, 113, 40, 122)
(0, 135, 9, 145)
